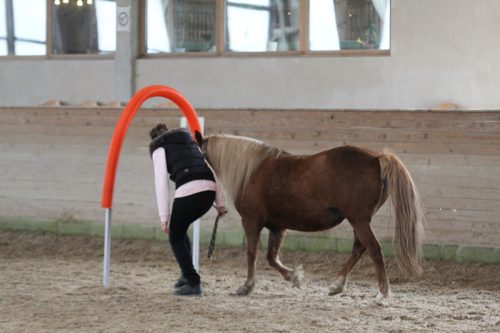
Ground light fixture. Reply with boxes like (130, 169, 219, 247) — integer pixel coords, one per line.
(54, 0, 61, 5)
(77, 0, 83, 6)
(87, 0, 93, 4)
(63, 0, 69, 3)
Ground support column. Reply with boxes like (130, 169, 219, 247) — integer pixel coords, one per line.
(5, 0, 15, 55)
(115, 0, 140, 103)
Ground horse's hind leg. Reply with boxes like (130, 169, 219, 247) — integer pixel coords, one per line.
(266, 228, 304, 288)
(329, 232, 365, 296)
(232, 220, 262, 296)
(354, 222, 390, 305)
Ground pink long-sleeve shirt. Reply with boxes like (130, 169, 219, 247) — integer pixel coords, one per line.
(152, 147, 225, 223)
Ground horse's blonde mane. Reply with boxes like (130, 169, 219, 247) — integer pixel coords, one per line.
(207, 134, 285, 201)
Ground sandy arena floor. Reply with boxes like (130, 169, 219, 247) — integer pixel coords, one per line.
(0, 230, 499, 333)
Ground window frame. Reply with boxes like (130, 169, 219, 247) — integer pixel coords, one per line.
(0, 0, 49, 59)
(141, 0, 390, 58)
(1, 0, 390, 59)
(0, 0, 116, 59)
(48, 0, 116, 59)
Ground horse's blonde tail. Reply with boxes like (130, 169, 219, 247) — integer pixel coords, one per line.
(379, 150, 424, 277)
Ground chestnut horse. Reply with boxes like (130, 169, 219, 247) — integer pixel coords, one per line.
(198, 133, 424, 305)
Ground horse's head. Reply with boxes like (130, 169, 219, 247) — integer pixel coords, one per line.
(194, 130, 210, 159)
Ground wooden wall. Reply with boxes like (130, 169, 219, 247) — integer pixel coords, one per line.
(0, 107, 499, 248)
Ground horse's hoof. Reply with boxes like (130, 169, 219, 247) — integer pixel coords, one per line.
(328, 284, 344, 296)
(230, 285, 253, 296)
(291, 265, 304, 289)
(374, 291, 389, 306)
(328, 279, 346, 296)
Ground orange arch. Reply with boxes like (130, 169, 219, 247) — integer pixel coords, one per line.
(101, 85, 202, 208)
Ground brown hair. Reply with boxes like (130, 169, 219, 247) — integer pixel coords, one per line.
(149, 123, 168, 140)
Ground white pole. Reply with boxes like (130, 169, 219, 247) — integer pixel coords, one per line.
(180, 117, 204, 272)
(192, 219, 200, 272)
(103, 208, 112, 288)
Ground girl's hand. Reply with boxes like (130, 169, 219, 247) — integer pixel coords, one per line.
(217, 206, 228, 217)
(161, 220, 170, 234)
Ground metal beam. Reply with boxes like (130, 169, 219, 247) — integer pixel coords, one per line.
(5, 0, 15, 55)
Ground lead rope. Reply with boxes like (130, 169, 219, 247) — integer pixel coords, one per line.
(207, 208, 221, 259)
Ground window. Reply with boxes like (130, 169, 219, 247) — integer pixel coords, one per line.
(52, 0, 116, 54)
(146, 0, 216, 54)
(310, 0, 390, 51)
(0, 0, 116, 56)
(226, 0, 300, 52)
(0, 0, 47, 56)
(144, 0, 390, 55)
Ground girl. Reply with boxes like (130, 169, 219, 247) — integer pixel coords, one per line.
(149, 124, 226, 296)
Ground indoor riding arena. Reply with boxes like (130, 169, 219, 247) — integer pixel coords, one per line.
(1, 1, 499, 332)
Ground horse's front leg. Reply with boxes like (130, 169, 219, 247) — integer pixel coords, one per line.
(267, 228, 304, 288)
(231, 221, 262, 296)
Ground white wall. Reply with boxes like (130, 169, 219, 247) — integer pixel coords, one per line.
(0, 59, 115, 105)
(1, 0, 499, 109)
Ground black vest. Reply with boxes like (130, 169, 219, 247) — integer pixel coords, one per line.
(149, 129, 214, 188)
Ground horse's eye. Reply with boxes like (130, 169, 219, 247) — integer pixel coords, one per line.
(200, 139, 209, 157)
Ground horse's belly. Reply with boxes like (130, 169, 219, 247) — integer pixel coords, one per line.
(269, 206, 345, 232)
(291, 216, 344, 232)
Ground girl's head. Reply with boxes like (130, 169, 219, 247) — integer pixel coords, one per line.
(150, 123, 168, 140)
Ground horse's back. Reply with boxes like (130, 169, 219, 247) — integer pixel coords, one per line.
(277, 145, 381, 189)
(327, 145, 381, 164)
(326, 145, 381, 176)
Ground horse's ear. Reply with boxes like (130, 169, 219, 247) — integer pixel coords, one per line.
(194, 130, 204, 146)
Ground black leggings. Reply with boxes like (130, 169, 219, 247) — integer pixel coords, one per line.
(169, 190, 215, 286)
